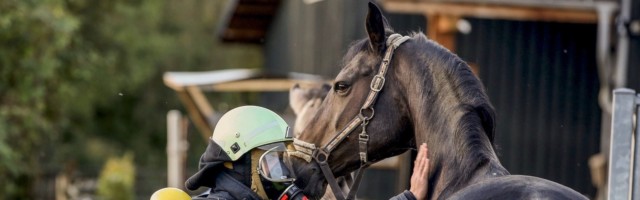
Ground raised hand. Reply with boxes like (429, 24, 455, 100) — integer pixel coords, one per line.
(410, 143, 429, 200)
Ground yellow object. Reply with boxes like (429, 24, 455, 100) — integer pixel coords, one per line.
(150, 187, 191, 200)
(250, 149, 269, 199)
(223, 162, 233, 169)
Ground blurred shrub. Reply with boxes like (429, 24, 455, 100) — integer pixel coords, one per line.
(96, 153, 135, 200)
(0, 0, 262, 199)
(0, 0, 81, 197)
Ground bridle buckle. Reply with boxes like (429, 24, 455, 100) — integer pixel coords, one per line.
(358, 133, 369, 164)
(359, 152, 368, 164)
(358, 133, 369, 141)
(313, 148, 330, 164)
(370, 75, 386, 92)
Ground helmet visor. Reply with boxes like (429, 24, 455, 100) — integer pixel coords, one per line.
(257, 143, 296, 183)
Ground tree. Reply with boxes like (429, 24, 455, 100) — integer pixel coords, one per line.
(0, 0, 262, 198)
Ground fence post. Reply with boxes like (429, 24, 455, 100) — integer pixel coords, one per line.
(634, 95, 640, 200)
(607, 88, 636, 200)
(167, 110, 188, 189)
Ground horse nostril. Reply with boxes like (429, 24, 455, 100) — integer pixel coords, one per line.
(293, 83, 300, 89)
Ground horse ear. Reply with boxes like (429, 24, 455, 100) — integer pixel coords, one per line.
(366, 2, 387, 53)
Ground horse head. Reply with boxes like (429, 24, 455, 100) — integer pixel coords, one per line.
(290, 3, 418, 198)
(288, 2, 539, 199)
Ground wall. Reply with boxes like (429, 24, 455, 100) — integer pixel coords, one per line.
(456, 18, 601, 196)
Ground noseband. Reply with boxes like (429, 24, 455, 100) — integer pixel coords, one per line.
(292, 34, 411, 200)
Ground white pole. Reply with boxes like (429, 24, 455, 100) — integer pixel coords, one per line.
(167, 110, 186, 189)
(607, 89, 636, 200)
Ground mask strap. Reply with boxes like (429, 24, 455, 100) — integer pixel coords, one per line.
(251, 150, 269, 199)
(223, 162, 234, 169)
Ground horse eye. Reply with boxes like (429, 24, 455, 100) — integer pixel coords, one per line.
(333, 81, 350, 94)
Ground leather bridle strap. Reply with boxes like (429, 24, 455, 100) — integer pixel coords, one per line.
(292, 34, 411, 200)
(317, 33, 411, 160)
(345, 168, 365, 199)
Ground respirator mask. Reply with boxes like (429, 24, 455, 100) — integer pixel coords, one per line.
(257, 143, 307, 200)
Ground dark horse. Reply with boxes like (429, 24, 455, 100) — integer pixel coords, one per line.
(290, 3, 587, 200)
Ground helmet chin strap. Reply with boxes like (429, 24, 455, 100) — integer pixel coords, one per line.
(292, 34, 411, 200)
(250, 150, 269, 199)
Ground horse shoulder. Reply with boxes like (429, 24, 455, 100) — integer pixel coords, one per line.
(447, 175, 588, 200)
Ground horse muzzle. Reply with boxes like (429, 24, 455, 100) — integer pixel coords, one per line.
(289, 157, 326, 199)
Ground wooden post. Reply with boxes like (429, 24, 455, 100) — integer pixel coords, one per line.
(426, 14, 459, 52)
(55, 173, 69, 200)
(167, 110, 188, 189)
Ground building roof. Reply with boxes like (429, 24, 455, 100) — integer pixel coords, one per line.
(382, 0, 618, 23)
(218, 0, 281, 43)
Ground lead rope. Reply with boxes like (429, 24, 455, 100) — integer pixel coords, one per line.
(292, 34, 411, 200)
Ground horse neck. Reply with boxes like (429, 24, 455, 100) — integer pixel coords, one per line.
(399, 57, 509, 199)
(413, 108, 508, 199)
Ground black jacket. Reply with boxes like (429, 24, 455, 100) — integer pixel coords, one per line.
(192, 178, 415, 200)
(391, 190, 418, 200)
(191, 171, 262, 200)
(186, 140, 233, 191)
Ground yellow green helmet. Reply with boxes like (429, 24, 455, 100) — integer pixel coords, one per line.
(211, 106, 291, 161)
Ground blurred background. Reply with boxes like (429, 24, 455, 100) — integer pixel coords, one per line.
(1, 0, 639, 199)
(0, 0, 262, 199)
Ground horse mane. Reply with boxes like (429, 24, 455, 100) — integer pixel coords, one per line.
(401, 33, 503, 196)
(408, 32, 496, 145)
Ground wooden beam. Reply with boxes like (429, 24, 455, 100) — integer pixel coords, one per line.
(186, 86, 215, 120)
(383, 1, 598, 23)
(228, 17, 271, 29)
(427, 14, 458, 51)
(164, 69, 329, 139)
(221, 28, 266, 42)
(163, 69, 260, 91)
(209, 79, 301, 92)
(234, 5, 279, 16)
(176, 90, 212, 140)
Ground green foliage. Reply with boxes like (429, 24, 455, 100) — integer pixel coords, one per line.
(0, 0, 81, 197)
(97, 153, 135, 200)
(0, 0, 262, 198)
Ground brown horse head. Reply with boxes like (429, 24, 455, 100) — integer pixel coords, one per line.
(292, 3, 589, 199)
(290, 2, 509, 199)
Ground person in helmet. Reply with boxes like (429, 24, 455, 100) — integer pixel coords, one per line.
(185, 105, 300, 200)
(184, 106, 430, 200)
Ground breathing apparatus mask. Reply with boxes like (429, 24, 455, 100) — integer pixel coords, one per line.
(256, 142, 307, 200)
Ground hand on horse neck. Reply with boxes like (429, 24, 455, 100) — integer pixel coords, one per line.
(414, 109, 508, 199)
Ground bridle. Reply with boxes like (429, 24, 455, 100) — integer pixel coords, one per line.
(291, 34, 411, 200)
